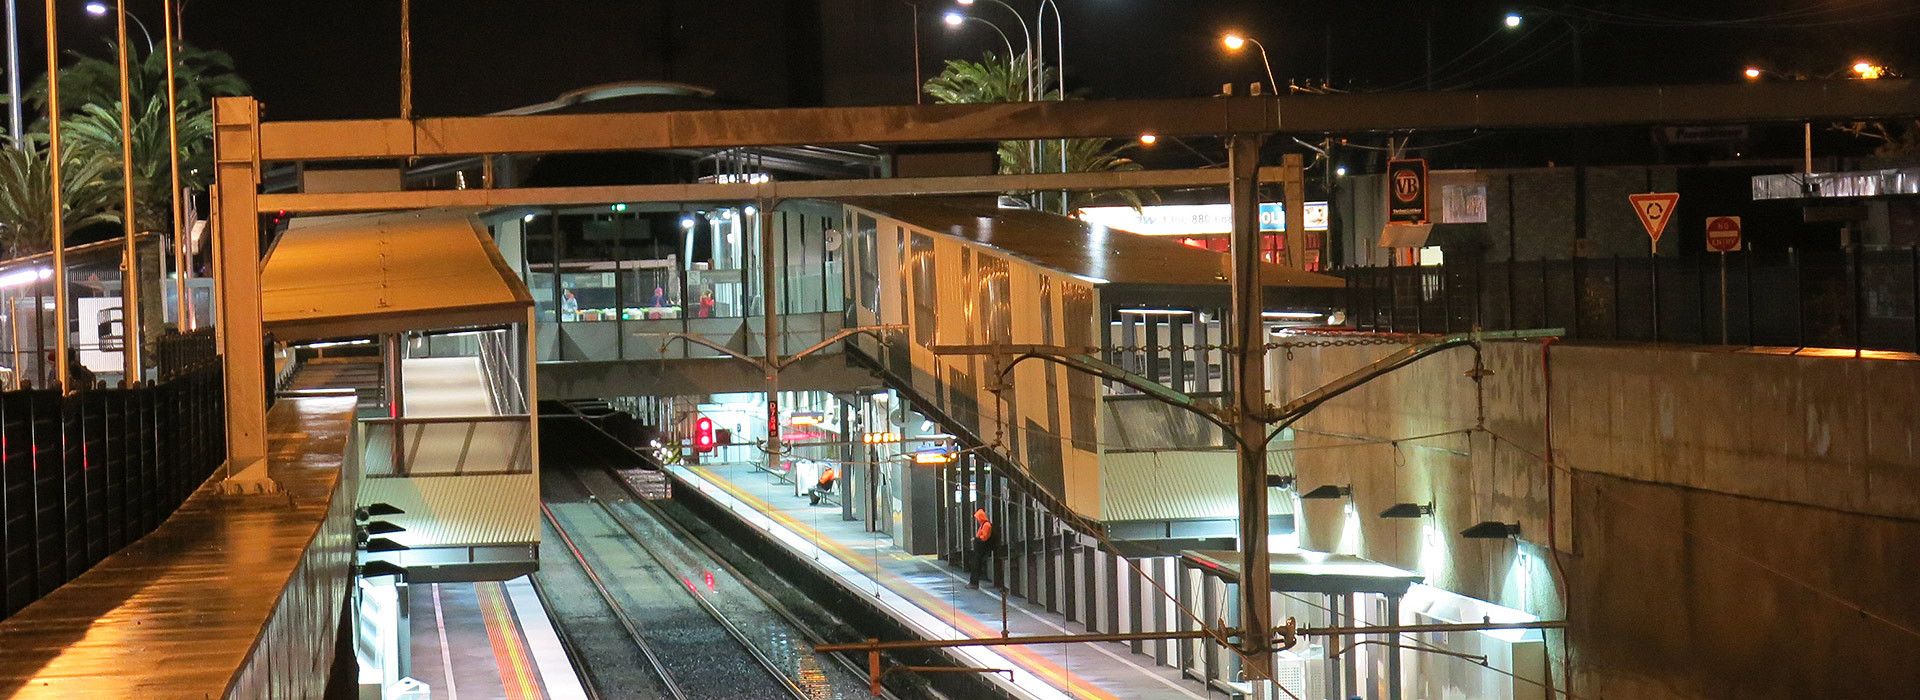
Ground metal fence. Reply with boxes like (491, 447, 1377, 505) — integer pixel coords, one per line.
(0, 363, 227, 618)
(1343, 248, 1920, 353)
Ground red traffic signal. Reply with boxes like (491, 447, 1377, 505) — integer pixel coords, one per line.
(694, 417, 716, 453)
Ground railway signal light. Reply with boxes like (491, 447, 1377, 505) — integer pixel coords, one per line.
(694, 416, 716, 453)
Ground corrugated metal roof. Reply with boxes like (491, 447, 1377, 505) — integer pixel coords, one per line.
(1100, 450, 1294, 523)
(263, 208, 532, 341)
(359, 473, 540, 547)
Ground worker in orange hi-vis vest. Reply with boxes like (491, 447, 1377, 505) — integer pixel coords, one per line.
(807, 465, 838, 505)
(967, 508, 996, 589)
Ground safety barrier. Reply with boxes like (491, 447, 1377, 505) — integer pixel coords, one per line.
(0, 363, 226, 618)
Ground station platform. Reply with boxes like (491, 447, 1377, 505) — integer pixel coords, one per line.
(406, 576, 588, 700)
(669, 462, 1212, 700)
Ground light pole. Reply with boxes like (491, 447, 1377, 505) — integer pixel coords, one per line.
(100, 0, 145, 379)
(943, 12, 1014, 66)
(955, 0, 1032, 100)
(5, 0, 19, 146)
(1222, 33, 1279, 95)
(84, 2, 154, 52)
(43, 0, 67, 390)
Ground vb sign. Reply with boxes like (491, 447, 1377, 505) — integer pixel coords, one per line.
(1629, 192, 1680, 249)
(1387, 159, 1429, 224)
(1705, 216, 1742, 253)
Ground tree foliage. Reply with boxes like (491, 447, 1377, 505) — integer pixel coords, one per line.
(0, 136, 122, 256)
(0, 41, 243, 256)
(922, 53, 1147, 208)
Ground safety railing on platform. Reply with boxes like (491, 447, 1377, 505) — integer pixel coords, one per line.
(1343, 248, 1920, 353)
(0, 363, 226, 619)
(358, 415, 533, 477)
(476, 328, 526, 415)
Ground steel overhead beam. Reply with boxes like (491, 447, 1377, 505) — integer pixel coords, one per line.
(256, 81, 1920, 162)
(255, 167, 1292, 214)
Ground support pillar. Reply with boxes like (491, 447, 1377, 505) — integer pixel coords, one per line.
(212, 96, 275, 493)
(1282, 153, 1307, 269)
(1227, 133, 1272, 680)
(760, 199, 781, 460)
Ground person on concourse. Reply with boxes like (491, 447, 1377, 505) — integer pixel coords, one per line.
(967, 508, 996, 589)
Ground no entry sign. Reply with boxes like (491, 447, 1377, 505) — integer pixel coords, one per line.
(1705, 216, 1742, 253)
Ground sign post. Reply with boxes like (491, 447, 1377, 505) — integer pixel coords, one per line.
(1630, 192, 1680, 341)
(1706, 216, 1742, 344)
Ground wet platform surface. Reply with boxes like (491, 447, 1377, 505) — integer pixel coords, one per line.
(671, 462, 1211, 700)
(0, 391, 356, 698)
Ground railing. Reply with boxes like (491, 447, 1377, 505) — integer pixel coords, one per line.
(1343, 248, 1920, 353)
(476, 329, 526, 415)
(155, 329, 218, 382)
(0, 363, 226, 619)
(359, 415, 533, 477)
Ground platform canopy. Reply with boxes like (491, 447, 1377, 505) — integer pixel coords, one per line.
(261, 209, 533, 342)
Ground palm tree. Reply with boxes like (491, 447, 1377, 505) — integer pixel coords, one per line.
(62, 97, 215, 235)
(923, 54, 1147, 208)
(0, 135, 122, 256)
(26, 41, 247, 118)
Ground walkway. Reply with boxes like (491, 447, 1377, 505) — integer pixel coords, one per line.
(407, 577, 588, 700)
(669, 462, 1217, 700)
(0, 391, 356, 698)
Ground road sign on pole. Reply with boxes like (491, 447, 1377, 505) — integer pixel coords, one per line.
(1629, 192, 1680, 251)
(1706, 216, 1742, 253)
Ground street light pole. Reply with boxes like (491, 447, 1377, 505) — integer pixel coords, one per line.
(164, 0, 188, 330)
(5, 0, 19, 146)
(114, 0, 142, 380)
(1223, 33, 1279, 95)
(83, 2, 153, 52)
(43, 0, 67, 391)
(945, 13, 1015, 73)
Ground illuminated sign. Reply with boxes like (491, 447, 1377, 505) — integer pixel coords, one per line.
(1077, 202, 1330, 236)
(862, 431, 901, 444)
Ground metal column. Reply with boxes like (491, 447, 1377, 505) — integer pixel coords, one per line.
(211, 97, 274, 491)
(1227, 134, 1272, 679)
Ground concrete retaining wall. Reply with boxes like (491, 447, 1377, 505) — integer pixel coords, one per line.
(1278, 341, 1920, 699)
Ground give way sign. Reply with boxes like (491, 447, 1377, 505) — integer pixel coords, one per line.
(1629, 192, 1680, 246)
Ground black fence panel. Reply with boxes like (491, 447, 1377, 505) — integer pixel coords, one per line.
(1344, 247, 1920, 354)
(0, 365, 225, 621)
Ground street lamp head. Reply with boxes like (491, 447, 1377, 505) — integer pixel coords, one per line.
(1138, 133, 1157, 145)
(1503, 13, 1522, 28)
(957, 0, 976, 4)
(84, 1, 109, 15)
(1221, 34, 1246, 51)
(943, 11, 964, 26)
(1743, 67, 1762, 80)
(1853, 61, 1885, 79)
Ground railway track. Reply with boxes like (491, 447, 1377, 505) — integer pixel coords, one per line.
(539, 444, 897, 700)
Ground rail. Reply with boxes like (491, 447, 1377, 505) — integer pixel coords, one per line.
(537, 502, 691, 700)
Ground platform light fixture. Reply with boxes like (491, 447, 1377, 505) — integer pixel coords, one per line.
(363, 538, 410, 553)
(1379, 502, 1433, 519)
(356, 503, 404, 520)
(1461, 521, 1522, 539)
(362, 521, 407, 535)
(357, 561, 407, 579)
(1300, 484, 1351, 499)
(1504, 13, 1522, 28)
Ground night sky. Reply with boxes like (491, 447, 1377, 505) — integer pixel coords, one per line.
(7, 0, 1913, 164)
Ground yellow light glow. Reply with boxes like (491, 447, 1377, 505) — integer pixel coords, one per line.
(913, 452, 952, 464)
(1139, 133, 1158, 145)
(1222, 34, 1246, 50)
(1853, 61, 1884, 79)
(1743, 67, 1762, 79)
